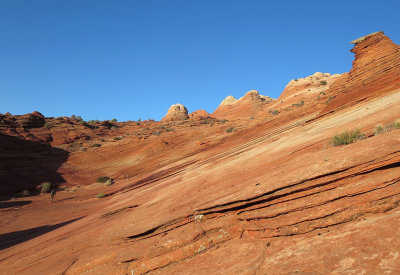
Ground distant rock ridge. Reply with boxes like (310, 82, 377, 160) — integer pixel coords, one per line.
(211, 90, 275, 119)
(161, 103, 189, 122)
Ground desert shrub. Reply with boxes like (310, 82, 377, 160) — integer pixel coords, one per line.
(226, 127, 235, 133)
(80, 147, 87, 151)
(71, 114, 76, 119)
(91, 143, 101, 147)
(154, 131, 162, 136)
(96, 192, 106, 198)
(374, 119, 400, 135)
(114, 136, 123, 141)
(292, 100, 304, 107)
(41, 182, 51, 193)
(104, 179, 113, 186)
(111, 118, 117, 122)
(320, 80, 327, 85)
(374, 124, 385, 135)
(331, 129, 365, 146)
(325, 96, 333, 105)
(269, 110, 279, 116)
(96, 176, 111, 183)
(21, 189, 30, 196)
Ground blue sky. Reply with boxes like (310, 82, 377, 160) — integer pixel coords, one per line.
(1, 0, 399, 121)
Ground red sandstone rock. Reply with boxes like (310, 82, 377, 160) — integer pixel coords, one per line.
(188, 110, 210, 121)
(161, 103, 189, 122)
(1, 32, 400, 275)
(211, 90, 275, 120)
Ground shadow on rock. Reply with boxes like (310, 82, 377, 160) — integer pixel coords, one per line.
(0, 133, 69, 200)
(0, 217, 82, 251)
(0, 200, 32, 209)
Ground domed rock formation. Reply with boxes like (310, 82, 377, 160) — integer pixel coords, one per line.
(188, 109, 210, 121)
(211, 90, 275, 120)
(161, 104, 189, 122)
(266, 72, 342, 112)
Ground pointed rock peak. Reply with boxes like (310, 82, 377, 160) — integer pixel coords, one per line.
(219, 96, 237, 107)
(350, 31, 384, 44)
(161, 103, 189, 122)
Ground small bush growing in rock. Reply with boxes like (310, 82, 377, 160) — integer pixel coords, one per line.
(104, 179, 113, 186)
(21, 189, 30, 196)
(91, 143, 101, 147)
(114, 136, 123, 141)
(226, 127, 235, 133)
(96, 192, 106, 198)
(374, 119, 400, 135)
(331, 129, 365, 146)
(111, 118, 117, 122)
(292, 100, 304, 107)
(96, 176, 111, 183)
(269, 110, 279, 116)
(320, 80, 327, 85)
(41, 182, 51, 193)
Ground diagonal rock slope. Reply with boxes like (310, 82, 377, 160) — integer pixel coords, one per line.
(1, 32, 400, 274)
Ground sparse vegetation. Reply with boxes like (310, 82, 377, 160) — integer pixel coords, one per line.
(96, 192, 106, 198)
(40, 182, 51, 193)
(269, 110, 279, 116)
(325, 96, 333, 105)
(104, 179, 113, 186)
(91, 143, 102, 147)
(320, 80, 327, 85)
(374, 119, 400, 135)
(226, 127, 235, 133)
(292, 100, 304, 107)
(114, 136, 123, 141)
(331, 129, 365, 146)
(96, 176, 111, 183)
(220, 119, 228, 123)
(20, 189, 30, 196)
(111, 118, 117, 122)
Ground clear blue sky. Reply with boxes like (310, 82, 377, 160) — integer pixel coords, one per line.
(1, 0, 399, 121)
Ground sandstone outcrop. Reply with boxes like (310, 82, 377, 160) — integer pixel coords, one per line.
(188, 109, 210, 121)
(161, 103, 189, 122)
(212, 90, 275, 119)
(2, 32, 400, 275)
(321, 31, 400, 115)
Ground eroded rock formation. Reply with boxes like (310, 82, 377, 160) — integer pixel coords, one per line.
(1, 32, 400, 275)
(161, 103, 189, 122)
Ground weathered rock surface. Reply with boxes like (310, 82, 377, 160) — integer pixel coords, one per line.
(161, 104, 189, 122)
(188, 110, 210, 121)
(212, 90, 275, 119)
(1, 32, 400, 275)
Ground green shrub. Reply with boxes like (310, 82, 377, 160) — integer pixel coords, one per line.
(91, 143, 101, 147)
(41, 182, 51, 193)
(325, 96, 333, 105)
(114, 136, 122, 141)
(269, 110, 279, 116)
(331, 129, 365, 146)
(96, 192, 106, 198)
(292, 100, 304, 107)
(21, 189, 30, 196)
(96, 176, 111, 183)
(111, 118, 117, 122)
(220, 119, 228, 123)
(226, 127, 235, 133)
(374, 119, 400, 135)
(320, 80, 327, 85)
